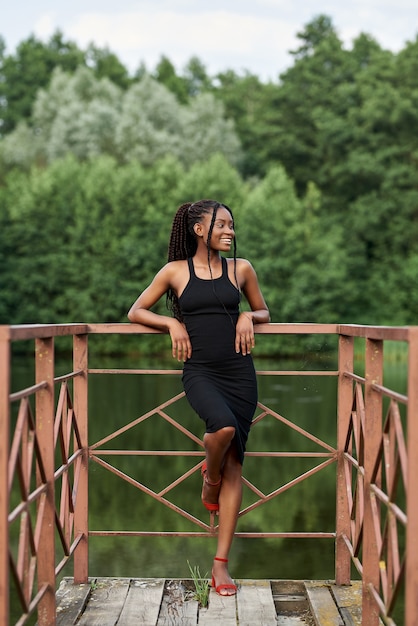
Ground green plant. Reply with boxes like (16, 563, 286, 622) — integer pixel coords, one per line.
(186, 560, 210, 607)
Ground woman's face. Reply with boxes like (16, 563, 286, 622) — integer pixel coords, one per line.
(199, 206, 235, 251)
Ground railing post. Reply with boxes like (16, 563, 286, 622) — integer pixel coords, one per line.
(406, 327, 418, 624)
(73, 334, 89, 584)
(0, 327, 11, 626)
(335, 332, 354, 585)
(35, 336, 56, 626)
(362, 337, 383, 626)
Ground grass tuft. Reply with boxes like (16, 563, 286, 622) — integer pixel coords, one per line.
(186, 560, 210, 607)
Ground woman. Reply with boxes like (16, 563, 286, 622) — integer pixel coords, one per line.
(128, 199, 270, 596)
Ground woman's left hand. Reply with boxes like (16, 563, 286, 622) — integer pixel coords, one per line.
(235, 312, 255, 355)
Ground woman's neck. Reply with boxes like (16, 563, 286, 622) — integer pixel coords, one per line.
(193, 247, 221, 266)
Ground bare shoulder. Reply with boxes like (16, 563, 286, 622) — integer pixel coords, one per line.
(226, 257, 258, 290)
(160, 259, 189, 294)
(162, 259, 188, 276)
(235, 257, 254, 268)
(228, 257, 256, 275)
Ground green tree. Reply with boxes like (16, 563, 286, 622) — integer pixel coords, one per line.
(0, 154, 249, 336)
(180, 93, 242, 169)
(260, 15, 351, 194)
(115, 74, 184, 165)
(0, 31, 85, 134)
(183, 56, 212, 97)
(0, 69, 241, 172)
(174, 153, 246, 209)
(291, 14, 337, 58)
(0, 66, 122, 169)
(0, 155, 179, 327)
(315, 35, 418, 323)
(153, 55, 189, 103)
(238, 167, 350, 327)
(212, 70, 277, 178)
(86, 43, 131, 89)
(0, 158, 84, 323)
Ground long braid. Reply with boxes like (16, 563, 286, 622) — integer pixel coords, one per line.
(166, 199, 239, 321)
(206, 202, 219, 280)
(167, 203, 195, 262)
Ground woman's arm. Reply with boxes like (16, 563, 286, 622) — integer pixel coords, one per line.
(128, 264, 192, 361)
(234, 259, 270, 355)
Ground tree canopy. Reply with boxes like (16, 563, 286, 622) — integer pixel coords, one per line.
(1, 17, 418, 351)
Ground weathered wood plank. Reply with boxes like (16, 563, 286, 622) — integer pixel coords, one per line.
(55, 578, 94, 626)
(198, 586, 237, 626)
(77, 578, 130, 626)
(117, 579, 165, 626)
(156, 580, 198, 626)
(54, 577, 365, 626)
(305, 583, 344, 626)
(331, 582, 362, 626)
(157, 598, 198, 626)
(236, 579, 277, 626)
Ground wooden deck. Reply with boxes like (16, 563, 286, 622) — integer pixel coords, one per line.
(55, 578, 362, 625)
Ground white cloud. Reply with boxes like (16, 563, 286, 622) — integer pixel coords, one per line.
(68, 9, 298, 78)
(2, 1, 417, 80)
(33, 13, 56, 39)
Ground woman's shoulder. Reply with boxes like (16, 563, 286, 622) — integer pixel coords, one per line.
(161, 259, 189, 274)
(225, 258, 257, 288)
(226, 257, 254, 272)
(158, 259, 189, 285)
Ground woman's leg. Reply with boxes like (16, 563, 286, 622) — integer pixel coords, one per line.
(212, 445, 242, 594)
(202, 426, 235, 506)
(202, 428, 243, 595)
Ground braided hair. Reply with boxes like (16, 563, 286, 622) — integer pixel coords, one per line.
(166, 199, 238, 320)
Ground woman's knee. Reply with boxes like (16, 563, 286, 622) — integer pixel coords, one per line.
(221, 425, 235, 437)
(216, 426, 236, 446)
(204, 425, 235, 447)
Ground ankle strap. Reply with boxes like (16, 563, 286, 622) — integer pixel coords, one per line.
(214, 556, 228, 563)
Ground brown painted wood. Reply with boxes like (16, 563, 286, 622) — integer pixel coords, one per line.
(0, 327, 10, 626)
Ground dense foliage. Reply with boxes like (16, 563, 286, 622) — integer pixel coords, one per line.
(1, 15, 418, 351)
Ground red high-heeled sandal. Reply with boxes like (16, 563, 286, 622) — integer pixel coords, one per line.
(211, 557, 237, 595)
(201, 461, 221, 512)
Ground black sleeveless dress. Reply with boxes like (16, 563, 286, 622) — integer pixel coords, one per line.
(179, 256, 257, 465)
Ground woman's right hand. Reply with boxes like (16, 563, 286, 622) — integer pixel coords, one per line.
(168, 319, 192, 362)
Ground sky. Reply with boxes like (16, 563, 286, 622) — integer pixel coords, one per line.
(1, 0, 417, 81)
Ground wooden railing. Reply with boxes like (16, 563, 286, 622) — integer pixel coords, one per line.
(1, 323, 417, 625)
